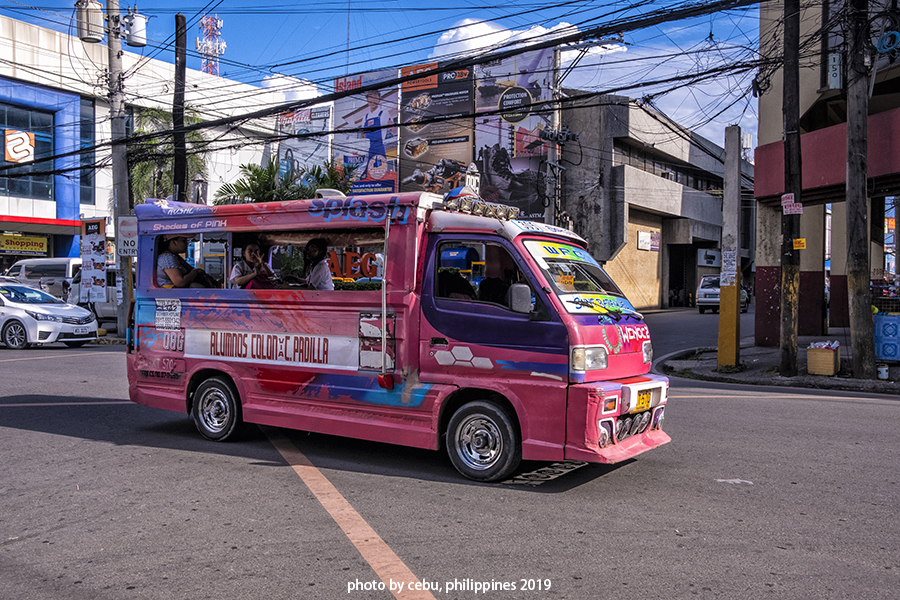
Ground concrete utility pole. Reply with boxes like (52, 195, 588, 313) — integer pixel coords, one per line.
(846, 0, 877, 378)
(106, 0, 130, 337)
(780, 0, 802, 376)
(718, 125, 742, 368)
(173, 13, 187, 202)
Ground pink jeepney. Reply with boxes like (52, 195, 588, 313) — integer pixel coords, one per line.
(126, 192, 669, 481)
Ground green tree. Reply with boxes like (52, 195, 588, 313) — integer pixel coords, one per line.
(128, 106, 207, 205)
(213, 158, 356, 205)
(294, 160, 356, 197)
(213, 159, 302, 204)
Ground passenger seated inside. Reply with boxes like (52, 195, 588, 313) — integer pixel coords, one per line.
(301, 238, 334, 291)
(438, 269, 476, 299)
(477, 245, 517, 305)
(230, 240, 276, 289)
(156, 234, 219, 288)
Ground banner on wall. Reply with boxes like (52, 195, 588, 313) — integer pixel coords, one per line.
(398, 62, 475, 195)
(474, 48, 554, 219)
(79, 219, 107, 303)
(333, 71, 399, 195)
(0, 234, 47, 256)
(277, 105, 332, 183)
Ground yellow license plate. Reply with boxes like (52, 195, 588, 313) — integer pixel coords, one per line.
(633, 390, 652, 413)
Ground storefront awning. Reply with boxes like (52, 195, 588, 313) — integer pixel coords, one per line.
(0, 215, 81, 236)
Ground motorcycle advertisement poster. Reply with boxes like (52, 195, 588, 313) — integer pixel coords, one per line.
(276, 105, 332, 183)
(333, 71, 399, 196)
(474, 48, 553, 219)
(399, 62, 475, 194)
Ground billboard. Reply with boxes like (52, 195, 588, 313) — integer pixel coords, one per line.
(399, 62, 475, 195)
(277, 105, 332, 183)
(333, 71, 399, 195)
(474, 48, 554, 219)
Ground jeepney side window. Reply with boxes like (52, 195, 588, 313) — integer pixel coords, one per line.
(435, 241, 533, 309)
(261, 229, 384, 291)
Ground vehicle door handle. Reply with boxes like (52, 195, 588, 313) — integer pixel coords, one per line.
(430, 337, 448, 347)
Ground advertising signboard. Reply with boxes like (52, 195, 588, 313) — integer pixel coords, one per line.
(0, 234, 47, 256)
(80, 219, 107, 303)
(474, 48, 554, 219)
(399, 62, 475, 195)
(277, 105, 332, 183)
(333, 71, 399, 195)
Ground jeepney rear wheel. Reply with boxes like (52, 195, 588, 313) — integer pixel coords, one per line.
(192, 377, 243, 441)
(447, 401, 521, 482)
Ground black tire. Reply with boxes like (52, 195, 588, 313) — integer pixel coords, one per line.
(191, 377, 243, 441)
(2, 320, 30, 350)
(447, 400, 521, 482)
(698, 307, 705, 314)
(64, 341, 88, 348)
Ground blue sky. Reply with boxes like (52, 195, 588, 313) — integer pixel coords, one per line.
(3, 1, 761, 146)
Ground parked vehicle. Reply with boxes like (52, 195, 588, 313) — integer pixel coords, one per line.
(0, 283, 97, 349)
(696, 275, 749, 313)
(3, 257, 82, 299)
(67, 267, 118, 323)
(127, 193, 670, 481)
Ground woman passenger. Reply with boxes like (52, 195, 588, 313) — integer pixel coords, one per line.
(156, 234, 210, 288)
(230, 241, 276, 289)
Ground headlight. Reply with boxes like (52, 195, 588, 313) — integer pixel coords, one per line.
(26, 311, 63, 322)
(571, 346, 608, 371)
(643, 340, 653, 364)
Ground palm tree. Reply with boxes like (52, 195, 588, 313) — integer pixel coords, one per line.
(128, 106, 207, 205)
(213, 158, 356, 204)
(213, 159, 303, 204)
(295, 160, 356, 197)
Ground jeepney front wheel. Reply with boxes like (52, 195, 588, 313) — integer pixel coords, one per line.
(447, 401, 521, 482)
(192, 377, 243, 441)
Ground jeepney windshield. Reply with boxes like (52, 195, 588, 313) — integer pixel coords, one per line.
(523, 240, 640, 318)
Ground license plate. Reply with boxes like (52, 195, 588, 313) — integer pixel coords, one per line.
(633, 389, 652, 413)
(73, 326, 91, 335)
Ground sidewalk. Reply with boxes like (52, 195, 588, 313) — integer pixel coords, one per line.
(655, 326, 900, 396)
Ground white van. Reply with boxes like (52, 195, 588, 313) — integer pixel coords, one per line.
(67, 266, 118, 323)
(4, 258, 82, 299)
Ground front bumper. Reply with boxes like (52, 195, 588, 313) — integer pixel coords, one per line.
(565, 373, 670, 463)
(29, 320, 98, 344)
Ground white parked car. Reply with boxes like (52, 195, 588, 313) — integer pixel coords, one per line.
(0, 283, 98, 349)
(696, 275, 749, 314)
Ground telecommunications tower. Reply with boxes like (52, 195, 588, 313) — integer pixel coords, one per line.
(196, 15, 226, 76)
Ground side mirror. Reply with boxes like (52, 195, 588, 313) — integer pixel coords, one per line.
(509, 283, 532, 314)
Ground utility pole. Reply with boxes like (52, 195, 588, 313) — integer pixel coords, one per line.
(718, 125, 741, 368)
(173, 13, 187, 202)
(847, 0, 877, 378)
(106, 0, 130, 338)
(780, 0, 802, 376)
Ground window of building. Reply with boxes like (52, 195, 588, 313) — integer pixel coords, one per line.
(0, 102, 54, 201)
(80, 98, 95, 205)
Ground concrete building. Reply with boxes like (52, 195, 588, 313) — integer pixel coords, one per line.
(562, 94, 755, 310)
(754, 0, 900, 345)
(0, 15, 282, 271)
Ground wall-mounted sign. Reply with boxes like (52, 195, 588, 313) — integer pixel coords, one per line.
(0, 234, 47, 255)
(698, 249, 721, 267)
(4, 129, 35, 163)
(637, 231, 661, 252)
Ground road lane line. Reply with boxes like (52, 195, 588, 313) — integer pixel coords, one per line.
(0, 401, 131, 407)
(0, 351, 113, 363)
(669, 394, 883, 400)
(265, 428, 436, 600)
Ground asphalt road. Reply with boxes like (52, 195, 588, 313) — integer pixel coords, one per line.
(1, 341, 898, 599)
